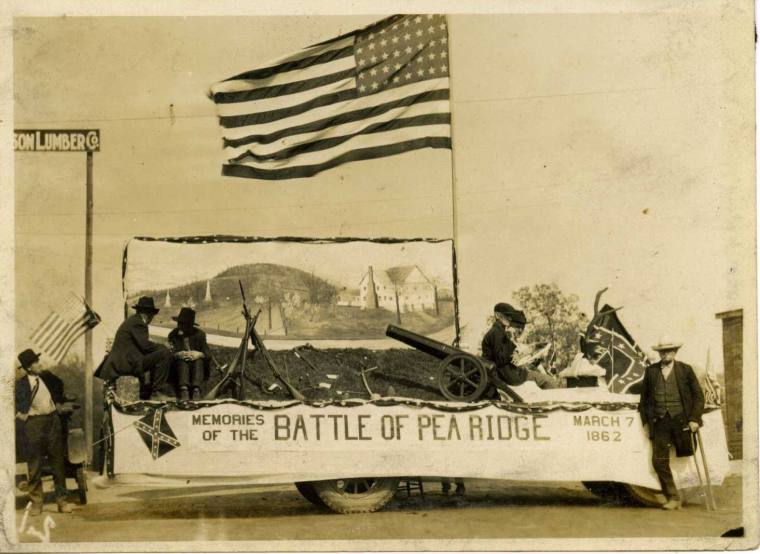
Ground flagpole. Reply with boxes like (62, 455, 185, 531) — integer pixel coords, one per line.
(445, 14, 461, 347)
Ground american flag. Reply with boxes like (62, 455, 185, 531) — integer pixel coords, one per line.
(209, 14, 451, 180)
(29, 295, 101, 363)
(703, 348, 722, 406)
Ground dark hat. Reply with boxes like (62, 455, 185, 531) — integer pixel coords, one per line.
(18, 349, 41, 370)
(172, 307, 198, 327)
(494, 302, 527, 325)
(132, 296, 160, 314)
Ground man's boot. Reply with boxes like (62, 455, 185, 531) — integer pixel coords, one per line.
(57, 498, 73, 513)
(179, 387, 190, 401)
(191, 387, 201, 401)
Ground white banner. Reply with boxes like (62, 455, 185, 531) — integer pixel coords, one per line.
(110, 399, 730, 490)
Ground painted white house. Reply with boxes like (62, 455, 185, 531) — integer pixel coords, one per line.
(358, 265, 437, 313)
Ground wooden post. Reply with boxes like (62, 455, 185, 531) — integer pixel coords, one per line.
(84, 150, 94, 462)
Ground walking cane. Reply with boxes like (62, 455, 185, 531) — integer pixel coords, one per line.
(695, 428, 718, 510)
(690, 432, 710, 510)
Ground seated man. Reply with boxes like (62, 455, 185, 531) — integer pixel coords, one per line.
(481, 302, 558, 396)
(168, 307, 218, 401)
(95, 296, 173, 401)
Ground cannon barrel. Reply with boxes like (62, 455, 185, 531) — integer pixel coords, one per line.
(385, 324, 464, 361)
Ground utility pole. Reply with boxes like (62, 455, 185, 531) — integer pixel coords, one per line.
(84, 150, 94, 462)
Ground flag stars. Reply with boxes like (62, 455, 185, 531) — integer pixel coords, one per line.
(428, 26, 435, 33)
(439, 23, 446, 30)
(370, 55, 378, 63)
(380, 38, 388, 46)
(393, 76, 400, 82)
(428, 66, 436, 74)
(394, 62, 402, 70)
(403, 19, 410, 26)
(405, 46, 413, 54)
(371, 82, 379, 90)
(440, 64, 447, 72)
(415, 16, 422, 23)
(404, 33, 411, 40)
(417, 42, 424, 50)
(428, 52, 436, 60)
(357, 47, 363, 54)
(416, 29, 423, 37)
(382, 52, 389, 60)
(405, 72, 412, 79)
(359, 84, 366, 92)
(426, 14, 434, 19)
(368, 42, 375, 50)
(382, 65, 390, 73)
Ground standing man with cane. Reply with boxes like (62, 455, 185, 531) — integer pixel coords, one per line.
(638, 336, 705, 510)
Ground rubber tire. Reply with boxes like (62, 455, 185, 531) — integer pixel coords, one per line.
(76, 466, 88, 505)
(295, 482, 326, 507)
(583, 481, 664, 507)
(582, 481, 632, 505)
(312, 477, 400, 514)
(623, 484, 666, 507)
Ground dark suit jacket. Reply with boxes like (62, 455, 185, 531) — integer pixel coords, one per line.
(638, 360, 705, 438)
(15, 371, 65, 414)
(96, 314, 165, 381)
(481, 322, 527, 385)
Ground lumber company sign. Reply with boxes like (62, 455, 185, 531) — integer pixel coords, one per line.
(14, 129, 100, 152)
(110, 399, 730, 490)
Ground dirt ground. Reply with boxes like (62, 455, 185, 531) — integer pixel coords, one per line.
(199, 344, 449, 401)
(12, 471, 745, 545)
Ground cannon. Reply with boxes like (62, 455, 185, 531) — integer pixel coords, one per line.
(385, 324, 491, 402)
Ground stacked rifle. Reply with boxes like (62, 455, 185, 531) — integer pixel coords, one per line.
(205, 280, 304, 401)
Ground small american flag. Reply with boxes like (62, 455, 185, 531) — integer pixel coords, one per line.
(209, 14, 451, 180)
(29, 295, 101, 363)
(703, 348, 722, 406)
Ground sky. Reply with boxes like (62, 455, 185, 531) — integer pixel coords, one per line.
(10, 4, 755, 372)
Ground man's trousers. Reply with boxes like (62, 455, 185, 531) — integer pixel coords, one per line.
(23, 413, 67, 505)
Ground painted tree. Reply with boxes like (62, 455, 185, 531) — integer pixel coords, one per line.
(512, 283, 589, 371)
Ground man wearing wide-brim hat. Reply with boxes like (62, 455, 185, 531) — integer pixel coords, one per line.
(481, 302, 558, 396)
(95, 296, 173, 401)
(638, 336, 704, 510)
(167, 307, 219, 401)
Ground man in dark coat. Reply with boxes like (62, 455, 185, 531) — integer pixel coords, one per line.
(638, 336, 704, 510)
(481, 303, 557, 396)
(15, 349, 73, 514)
(168, 307, 219, 401)
(96, 296, 172, 401)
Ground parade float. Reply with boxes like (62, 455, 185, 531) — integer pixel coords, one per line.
(94, 237, 730, 514)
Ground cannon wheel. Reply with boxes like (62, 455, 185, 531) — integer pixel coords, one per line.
(312, 477, 399, 514)
(437, 353, 488, 402)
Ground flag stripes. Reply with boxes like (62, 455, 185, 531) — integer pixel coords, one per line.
(210, 14, 451, 180)
(29, 296, 101, 363)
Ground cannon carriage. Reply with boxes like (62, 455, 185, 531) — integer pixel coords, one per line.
(386, 324, 496, 402)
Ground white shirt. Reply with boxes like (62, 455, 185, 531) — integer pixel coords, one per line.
(660, 361, 675, 381)
(26, 374, 57, 416)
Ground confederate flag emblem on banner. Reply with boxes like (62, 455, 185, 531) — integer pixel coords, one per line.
(133, 408, 181, 459)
